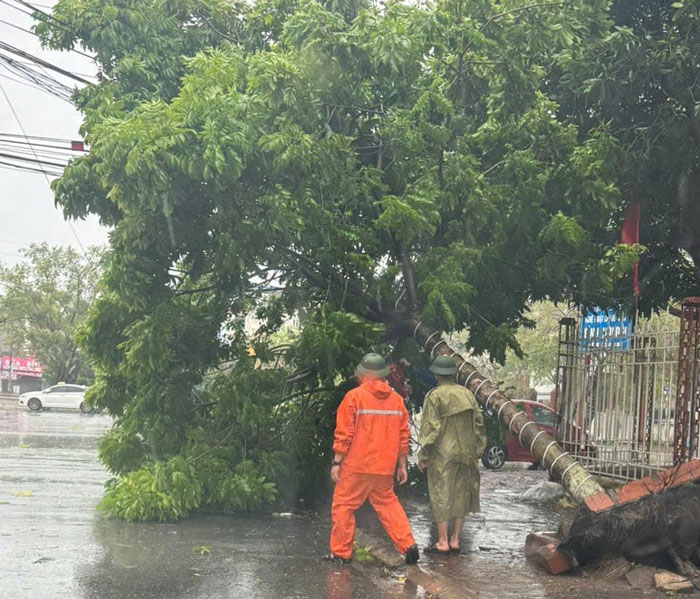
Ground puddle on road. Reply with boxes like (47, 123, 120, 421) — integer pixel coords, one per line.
(0, 409, 113, 438)
(0, 411, 658, 599)
(397, 468, 564, 599)
(74, 514, 416, 599)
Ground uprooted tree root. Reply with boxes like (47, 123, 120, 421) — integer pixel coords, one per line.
(560, 480, 700, 577)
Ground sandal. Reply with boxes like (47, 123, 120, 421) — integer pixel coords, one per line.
(423, 544, 450, 555)
(449, 546, 461, 554)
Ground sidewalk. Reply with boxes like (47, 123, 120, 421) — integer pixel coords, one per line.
(356, 467, 673, 599)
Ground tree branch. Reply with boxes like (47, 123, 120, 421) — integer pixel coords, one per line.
(480, 2, 565, 32)
(188, 423, 236, 464)
(400, 247, 419, 315)
(196, 12, 241, 44)
(174, 284, 218, 296)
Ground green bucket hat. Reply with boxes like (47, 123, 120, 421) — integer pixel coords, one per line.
(429, 355, 458, 376)
(354, 352, 390, 379)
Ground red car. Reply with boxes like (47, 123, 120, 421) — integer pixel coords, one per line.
(481, 399, 593, 469)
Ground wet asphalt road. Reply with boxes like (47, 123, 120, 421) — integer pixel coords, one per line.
(0, 408, 409, 599)
(0, 405, 667, 599)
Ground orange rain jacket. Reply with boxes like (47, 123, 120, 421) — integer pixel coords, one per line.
(332, 378, 410, 475)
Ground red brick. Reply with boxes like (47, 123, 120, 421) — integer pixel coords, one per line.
(660, 461, 700, 488)
(525, 534, 575, 575)
(613, 461, 700, 505)
(535, 543, 574, 575)
(584, 492, 616, 513)
(525, 532, 560, 558)
(616, 478, 660, 504)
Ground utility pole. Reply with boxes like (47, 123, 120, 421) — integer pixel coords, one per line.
(0, 318, 6, 393)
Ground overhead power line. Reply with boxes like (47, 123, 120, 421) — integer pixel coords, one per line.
(0, 81, 88, 253)
(0, 17, 94, 60)
(0, 69, 48, 92)
(0, 147, 81, 162)
(0, 134, 87, 173)
(0, 142, 79, 160)
(11, 0, 74, 28)
(0, 55, 74, 100)
(0, 158, 62, 176)
(0, 150, 66, 168)
(0, 5, 97, 99)
(0, 16, 36, 36)
(0, 0, 34, 19)
(0, 41, 92, 84)
(0, 132, 85, 144)
(0, 137, 87, 153)
(2, 0, 78, 40)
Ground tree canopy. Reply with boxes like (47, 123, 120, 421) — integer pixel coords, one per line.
(38, 0, 700, 519)
(553, 0, 700, 310)
(0, 244, 101, 385)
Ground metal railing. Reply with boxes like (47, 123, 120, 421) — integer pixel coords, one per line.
(555, 312, 691, 481)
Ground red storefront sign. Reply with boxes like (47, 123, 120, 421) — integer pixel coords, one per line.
(0, 356, 43, 379)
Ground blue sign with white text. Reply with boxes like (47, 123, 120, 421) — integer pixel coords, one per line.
(579, 308, 634, 350)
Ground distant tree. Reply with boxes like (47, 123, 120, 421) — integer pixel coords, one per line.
(499, 302, 576, 392)
(0, 244, 101, 385)
(452, 301, 575, 397)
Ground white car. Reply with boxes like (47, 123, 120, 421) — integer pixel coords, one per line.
(18, 384, 90, 412)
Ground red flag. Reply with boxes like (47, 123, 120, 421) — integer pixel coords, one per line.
(620, 202, 641, 296)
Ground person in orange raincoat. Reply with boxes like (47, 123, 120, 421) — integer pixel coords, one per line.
(327, 353, 419, 565)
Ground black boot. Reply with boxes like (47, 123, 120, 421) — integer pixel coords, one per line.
(405, 544, 419, 565)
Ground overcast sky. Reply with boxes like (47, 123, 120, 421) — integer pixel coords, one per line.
(0, 1, 108, 266)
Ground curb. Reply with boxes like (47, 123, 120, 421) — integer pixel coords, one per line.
(0, 397, 20, 410)
(355, 529, 475, 599)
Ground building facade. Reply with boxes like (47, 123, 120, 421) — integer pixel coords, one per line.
(0, 332, 43, 394)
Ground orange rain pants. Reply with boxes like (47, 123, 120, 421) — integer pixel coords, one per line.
(330, 470, 416, 560)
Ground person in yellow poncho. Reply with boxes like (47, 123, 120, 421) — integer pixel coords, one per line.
(417, 355, 486, 554)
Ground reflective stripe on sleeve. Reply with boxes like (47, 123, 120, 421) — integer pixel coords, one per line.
(356, 409, 403, 416)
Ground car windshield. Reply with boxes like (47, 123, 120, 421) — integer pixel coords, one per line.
(531, 406, 557, 427)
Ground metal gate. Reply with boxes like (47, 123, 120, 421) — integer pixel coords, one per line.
(555, 301, 700, 481)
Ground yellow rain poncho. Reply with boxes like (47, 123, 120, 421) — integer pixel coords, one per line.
(417, 382, 486, 522)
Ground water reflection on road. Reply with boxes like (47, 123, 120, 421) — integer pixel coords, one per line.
(0, 409, 407, 598)
(1, 408, 642, 599)
(394, 469, 564, 599)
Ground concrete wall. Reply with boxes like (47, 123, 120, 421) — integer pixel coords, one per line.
(1, 376, 42, 395)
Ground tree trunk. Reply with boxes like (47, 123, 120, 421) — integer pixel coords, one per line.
(412, 321, 604, 503)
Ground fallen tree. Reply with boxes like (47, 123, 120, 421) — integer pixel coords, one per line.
(412, 321, 604, 503)
(416, 321, 700, 579)
(562, 476, 700, 570)
(38, 0, 700, 523)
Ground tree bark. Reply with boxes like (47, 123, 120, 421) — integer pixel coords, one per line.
(400, 247, 419, 314)
(412, 321, 604, 504)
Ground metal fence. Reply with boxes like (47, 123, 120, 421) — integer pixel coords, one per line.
(555, 311, 696, 481)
